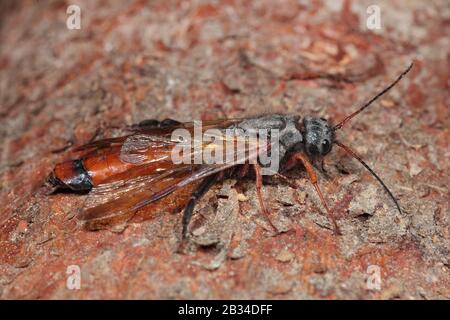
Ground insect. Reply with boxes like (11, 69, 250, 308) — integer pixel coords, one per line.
(48, 63, 413, 244)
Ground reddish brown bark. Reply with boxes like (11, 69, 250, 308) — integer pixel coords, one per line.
(0, 0, 448, 299)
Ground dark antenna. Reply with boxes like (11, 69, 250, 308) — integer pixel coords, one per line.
(335, 141, 402, 215)
(334, 63, 413, 130)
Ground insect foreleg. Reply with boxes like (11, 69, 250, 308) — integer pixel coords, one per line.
(320, 159, 328, 174)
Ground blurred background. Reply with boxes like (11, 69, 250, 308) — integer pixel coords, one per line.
(0, 0, 448, 299)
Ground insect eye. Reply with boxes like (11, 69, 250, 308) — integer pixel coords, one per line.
(321, 140, 331, 154)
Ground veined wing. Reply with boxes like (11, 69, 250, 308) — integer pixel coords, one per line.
(75, 119, 243, 152)
(78, 132, 267, 229)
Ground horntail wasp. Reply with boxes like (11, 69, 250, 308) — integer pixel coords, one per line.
(48, 63, 413, 247)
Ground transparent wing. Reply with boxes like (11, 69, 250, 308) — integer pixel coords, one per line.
(75, 119, 243, 152)
(79, 165, 199, 229)
(78, 133, 266, 229)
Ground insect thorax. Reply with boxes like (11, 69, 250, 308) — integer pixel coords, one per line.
(229, 114, 304, 161)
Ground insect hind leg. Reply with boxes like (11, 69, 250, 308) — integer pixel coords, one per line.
(177, 174, 218, 252)
(160, 118, 181, 127)
(137, 119, 160, 127)
(137, 118, 181, 128)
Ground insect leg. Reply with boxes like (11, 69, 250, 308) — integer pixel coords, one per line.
(181, 173, 218, 241)
(272, 172, 299, 189)
(253, 162, 277, 232)
(236, 164, 250, 178)
(290, 153, 341, 235)
(160, 118, 181, 127)
(136, 118, 181, 129)
(320, 159, 328, 174)
(137, 119, 160, 127)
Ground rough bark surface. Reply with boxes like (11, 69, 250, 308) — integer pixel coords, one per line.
(0, 0, 448, 299)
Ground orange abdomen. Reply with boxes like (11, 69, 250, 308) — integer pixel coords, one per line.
(49, 147, 174, 191)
